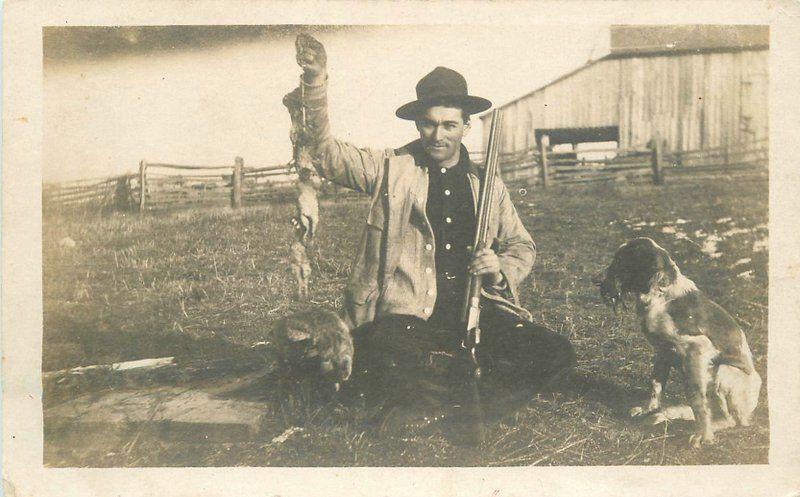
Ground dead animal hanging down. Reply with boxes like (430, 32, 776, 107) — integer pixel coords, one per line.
(289, 238, 311, 300)
(283, 84, 321, 245)
(295, 167, 321, 245)
(289, 216, 313, 300)
(271, 308, 354, 391)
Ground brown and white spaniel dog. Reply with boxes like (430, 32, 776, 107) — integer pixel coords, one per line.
(594, 237, 761, 447)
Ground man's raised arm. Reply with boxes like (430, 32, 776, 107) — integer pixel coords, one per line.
(283, 34, 389, 195)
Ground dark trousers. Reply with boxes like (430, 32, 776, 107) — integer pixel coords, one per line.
(345, 307, 576, 409)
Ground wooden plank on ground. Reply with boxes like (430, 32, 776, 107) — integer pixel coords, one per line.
(43, 357, 178, 404)
(44, 386, 269, 442)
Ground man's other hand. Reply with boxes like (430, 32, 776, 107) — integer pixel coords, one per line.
(295, 33, 327, 85)
(468, 247, 504, 287)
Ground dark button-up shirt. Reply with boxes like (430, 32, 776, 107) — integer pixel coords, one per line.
(420, 148, 476, 328)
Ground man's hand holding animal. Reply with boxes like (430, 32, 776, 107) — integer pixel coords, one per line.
(296, 33, 327, 85)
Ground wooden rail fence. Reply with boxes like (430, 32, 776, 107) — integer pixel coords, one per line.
(43, 157, 356, 214)
(44, 136, 767, 214)
(489, 134, 768, 188)
(43, 175, 137, 213)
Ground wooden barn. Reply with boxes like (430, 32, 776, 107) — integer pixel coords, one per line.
(482, 25, 769, 157)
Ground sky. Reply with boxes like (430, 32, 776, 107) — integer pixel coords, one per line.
(43, 25, 609, 182)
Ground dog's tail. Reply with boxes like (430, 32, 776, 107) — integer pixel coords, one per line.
(716, 364, 761, 426)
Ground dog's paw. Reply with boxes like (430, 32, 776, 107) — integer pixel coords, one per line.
(629, 406, 652, 418)
(689, 431, 715, 448)
(647, 411, 669, 425)
(713, 418, 737, 431)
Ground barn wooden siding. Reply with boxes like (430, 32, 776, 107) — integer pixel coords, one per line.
(483, 49, 768, 154)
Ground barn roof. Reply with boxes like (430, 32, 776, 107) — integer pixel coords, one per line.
(481, 25, 769, 120)
(609, 25, 769, 57)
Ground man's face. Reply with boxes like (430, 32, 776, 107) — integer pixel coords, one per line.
(415, 106, 470, 166)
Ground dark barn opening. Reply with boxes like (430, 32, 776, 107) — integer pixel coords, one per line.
(534, 126, 620, 147)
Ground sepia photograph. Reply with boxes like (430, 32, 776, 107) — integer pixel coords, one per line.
(38, 23, 771, 467)
(4, 2, 800, 495)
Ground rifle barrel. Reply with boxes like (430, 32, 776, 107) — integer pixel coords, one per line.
(473, 110, 503, 248)
(461, 109, 504, 326)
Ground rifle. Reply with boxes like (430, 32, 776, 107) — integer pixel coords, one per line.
(452, 108, 503, 445)
(461, 108, 504, 373)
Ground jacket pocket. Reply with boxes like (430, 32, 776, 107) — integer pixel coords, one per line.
(348, 281, 379, 305)
(344, 283, 379, 329)
(365, 194, 386, 230)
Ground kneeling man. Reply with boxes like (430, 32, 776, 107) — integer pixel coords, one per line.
(283, 34, 575, 431)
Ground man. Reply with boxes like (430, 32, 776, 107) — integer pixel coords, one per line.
(283, 34, 575, 433)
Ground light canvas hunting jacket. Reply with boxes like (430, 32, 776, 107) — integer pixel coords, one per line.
(294, 80, 536, 329)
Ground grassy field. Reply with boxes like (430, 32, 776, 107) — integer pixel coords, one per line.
(42, 175, 769, 466)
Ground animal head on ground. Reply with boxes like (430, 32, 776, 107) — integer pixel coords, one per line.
(593, 237, 679, 311)
(273, 309, 354, 389)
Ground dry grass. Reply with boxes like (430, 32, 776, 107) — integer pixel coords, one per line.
(43, 176, 769, 466)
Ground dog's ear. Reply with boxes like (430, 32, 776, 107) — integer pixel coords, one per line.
(648, 249, 678, 292)
(614, 242, 654, 295)
(597, 265, 622, 308)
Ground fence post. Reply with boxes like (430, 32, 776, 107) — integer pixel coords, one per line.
(138, 160, 147, 213)
(232, 156, 243, 209)
(539, 134, 550, 188)
(114, 175, 132, 212)
(650, 133, 664, 185)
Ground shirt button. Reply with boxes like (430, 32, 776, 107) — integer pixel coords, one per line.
(426, 289, 434, 296)
(444, 189, 451, 196)
(445, 243, 452, 250)
(423, 307, 432, 314)
(425, 267, 433, 274)
(425, 243, 433, 251)
(445, 217, 452, 224)
(440, 168, 447, 174)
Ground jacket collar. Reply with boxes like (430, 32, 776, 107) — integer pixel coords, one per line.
(395, 139, 481, 177)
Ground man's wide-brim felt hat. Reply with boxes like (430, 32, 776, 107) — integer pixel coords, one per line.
(395, 66, 492, 121)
